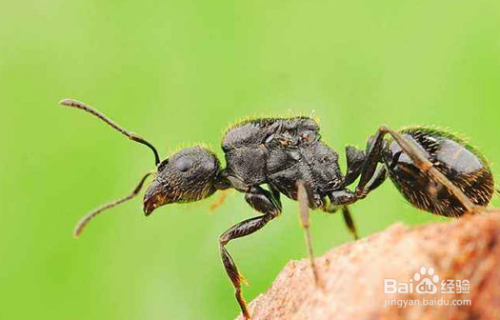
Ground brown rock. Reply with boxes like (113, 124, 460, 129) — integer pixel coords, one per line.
(235, 211, 500, 320)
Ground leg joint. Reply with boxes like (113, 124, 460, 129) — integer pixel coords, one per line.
(218, 234, 229, 246)
(379, 125, 389, 133)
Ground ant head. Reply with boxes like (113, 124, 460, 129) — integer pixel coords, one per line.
(143, 146, 220, 215)
(60, 99, 222, 237)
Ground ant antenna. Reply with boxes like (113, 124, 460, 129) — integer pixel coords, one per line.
(60, 99, 161, 165)
(73, 171, 154, 238)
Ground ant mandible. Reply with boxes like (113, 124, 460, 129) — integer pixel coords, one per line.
(60, 99, 495, 319)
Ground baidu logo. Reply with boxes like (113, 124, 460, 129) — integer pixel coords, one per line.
(414, 267, 439, 294)
(384, 266, 467, 295)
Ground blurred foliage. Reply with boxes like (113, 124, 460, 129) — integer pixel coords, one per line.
(1, 0, 500, 319)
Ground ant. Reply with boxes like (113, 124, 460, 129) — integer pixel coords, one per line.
(61, 99, 495, 319)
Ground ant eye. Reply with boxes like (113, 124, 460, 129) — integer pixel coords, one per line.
(157, 159, 169, 171)
(175, 157, 193, 172)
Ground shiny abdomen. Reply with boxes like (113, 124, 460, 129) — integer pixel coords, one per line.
(384, 128, 495, 217)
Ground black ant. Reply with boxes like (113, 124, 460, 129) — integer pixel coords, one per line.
(60, 99, 495, 319)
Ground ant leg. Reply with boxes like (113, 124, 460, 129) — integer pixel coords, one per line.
(364, 166, 388, 195)
(323, 189, 359, 240)
(324, 167, 387, 240)
(323, 204, 359, 240)
(297, 182, 323, 288)
(268, 184, 282, 210)
(341, 206, 358, 240)
(209, 190, 232, 212)
(327, 145, 366, 241)
(344, 145, 366, 186)
(354, 129, 387, 198)
(219, 186, 281, 319)
(377, 126, 477, 213)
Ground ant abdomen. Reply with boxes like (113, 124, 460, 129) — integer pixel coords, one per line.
(384, 127, 495, 217)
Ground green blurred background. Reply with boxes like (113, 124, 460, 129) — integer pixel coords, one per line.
(2, 0, 500, 319)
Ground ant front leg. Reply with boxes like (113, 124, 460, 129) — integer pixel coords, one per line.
(219, 185, 281, 319)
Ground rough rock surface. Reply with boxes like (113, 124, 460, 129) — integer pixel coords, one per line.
(235, 211, 500, 320)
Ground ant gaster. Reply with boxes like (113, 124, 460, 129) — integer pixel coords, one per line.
(61, 99, 495, 319)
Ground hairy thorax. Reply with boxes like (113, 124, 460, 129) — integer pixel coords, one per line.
(222, 117, 344, 207)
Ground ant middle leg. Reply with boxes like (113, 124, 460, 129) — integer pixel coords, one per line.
(218, 185, 281, 319)
(297, 181, 323, 288)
